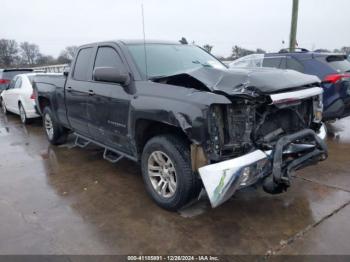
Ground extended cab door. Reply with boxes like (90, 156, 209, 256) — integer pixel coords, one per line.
(65, 47, 95, 136)
(88, 45, 132, 154)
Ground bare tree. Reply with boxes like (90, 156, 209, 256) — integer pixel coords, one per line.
(0, 39, 19, 67)
(20, 42, 40, 65)
(179, 37, 188, 45)
(340, 46, 350, 55)
(57, 46, 78, 64)
(36, 54, 56, 66)
(231, 45, 254, 59)
(203, 44, 213, 53)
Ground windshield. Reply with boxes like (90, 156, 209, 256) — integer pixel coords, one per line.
(127, 44, 226, 78)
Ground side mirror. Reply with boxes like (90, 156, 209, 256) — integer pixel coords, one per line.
(63, 68, 70, 77)
(93, 67, 130, 86)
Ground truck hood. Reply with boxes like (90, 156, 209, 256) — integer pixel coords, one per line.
(154, 67, 321, 97)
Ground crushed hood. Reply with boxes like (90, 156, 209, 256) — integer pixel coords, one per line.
(155, 67, 321, 96)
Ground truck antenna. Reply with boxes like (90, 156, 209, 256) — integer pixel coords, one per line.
(141, 3, 148, 79)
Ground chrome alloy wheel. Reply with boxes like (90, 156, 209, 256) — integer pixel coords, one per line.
(148, 151, 177, 198)
(44, 113, 54, 140)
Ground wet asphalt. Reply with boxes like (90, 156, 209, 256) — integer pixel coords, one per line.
(0, 112, 350, 255)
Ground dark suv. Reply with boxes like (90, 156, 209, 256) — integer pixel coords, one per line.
(229, 49, 350, 120)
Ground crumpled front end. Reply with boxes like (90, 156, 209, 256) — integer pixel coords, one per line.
(198, 87, 328, 208)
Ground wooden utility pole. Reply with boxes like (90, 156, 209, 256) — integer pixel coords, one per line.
(289, 0, 299, 51)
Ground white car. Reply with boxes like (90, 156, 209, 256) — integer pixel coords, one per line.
(1, 73, 40, 124)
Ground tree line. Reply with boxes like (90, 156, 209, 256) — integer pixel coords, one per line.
(180, 37, 350, 61)
(1, 37, 349, 68)
(0, 39, 77, 68)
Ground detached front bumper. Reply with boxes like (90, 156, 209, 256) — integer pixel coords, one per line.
(198, 124, 328, 208)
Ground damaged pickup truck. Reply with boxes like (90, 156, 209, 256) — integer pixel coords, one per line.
(34, 40, 327, 210)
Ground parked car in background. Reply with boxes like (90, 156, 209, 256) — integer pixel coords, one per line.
(1, 73, 40, 124)
(34, 40, 327, 211)
(229, 49, 350, 121)
(0, 68, 34, 93)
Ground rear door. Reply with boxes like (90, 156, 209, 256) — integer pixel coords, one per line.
(65, 46, 95, 136)
(87, 45, 132, 154)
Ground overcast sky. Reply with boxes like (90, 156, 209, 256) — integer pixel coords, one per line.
(1, 0, 350, 57)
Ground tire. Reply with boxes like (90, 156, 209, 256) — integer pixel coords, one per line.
(42, 107, 68, 145)
(19, 103, 31, 124)
(1, 99, 7, 114)
(141, 134, 201, 211)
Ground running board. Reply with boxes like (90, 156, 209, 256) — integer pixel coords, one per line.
(103, 149, 124, 163)
(73, 133, 137, 163)
(75, 136, 90, 148)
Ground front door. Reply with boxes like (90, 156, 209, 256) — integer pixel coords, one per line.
(87, 45, 132, 154)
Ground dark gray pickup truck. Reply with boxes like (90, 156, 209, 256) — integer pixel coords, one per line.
(34, 40, 327, 210)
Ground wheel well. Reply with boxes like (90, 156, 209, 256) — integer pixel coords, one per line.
(135, 119, 190, 155)
(38, 97, 51, 112)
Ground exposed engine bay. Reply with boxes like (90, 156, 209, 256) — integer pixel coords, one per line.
(152, 67, 327, 208)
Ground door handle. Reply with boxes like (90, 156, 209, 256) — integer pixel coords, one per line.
(88, 90, 95, 96)
(66, 86, 72, 93)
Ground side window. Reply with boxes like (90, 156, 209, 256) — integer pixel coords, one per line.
(8, 77, 17, 89)
(280, 58, 287, 69)
(73, 47, 93, 81)
(287, 58, 304, 73)
(94, 46, 124, 70)
(262, 57, 282, 68)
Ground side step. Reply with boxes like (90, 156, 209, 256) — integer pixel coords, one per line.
(73, 133, 136, 163)
(75, 136, 90, 148)
(103, 148, 124, 163)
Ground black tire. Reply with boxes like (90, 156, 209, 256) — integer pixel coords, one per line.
(1, 99, 7, 114)
(42, 107, 68, 145)
(141, 134, 201, 211)
(19, 103, 31, 125)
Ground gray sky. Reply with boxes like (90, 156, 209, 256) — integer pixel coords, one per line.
(2, 0, 350, 57)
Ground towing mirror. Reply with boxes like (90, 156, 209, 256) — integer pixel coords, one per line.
(93, 67, 130, 86)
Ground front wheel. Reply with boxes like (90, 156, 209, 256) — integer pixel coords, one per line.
(141, 134, 201, 211)
(42, 107, 68, 145)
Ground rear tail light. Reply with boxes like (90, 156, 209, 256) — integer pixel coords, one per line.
(30, 91, 36, 100)
(0, 79, 10, 84)
(323, 74, 350, 84)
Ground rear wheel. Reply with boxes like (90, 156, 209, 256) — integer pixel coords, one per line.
(141, 134, 201, 211)
(19, 103, 31, 124)
(1, 99, 7, 114)
(43, 107, 68, 145)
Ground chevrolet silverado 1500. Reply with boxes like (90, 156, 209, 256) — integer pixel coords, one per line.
(34, 40, 327, 210)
